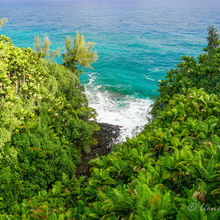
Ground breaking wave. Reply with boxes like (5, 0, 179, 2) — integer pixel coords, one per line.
(85, 73, 153, 143)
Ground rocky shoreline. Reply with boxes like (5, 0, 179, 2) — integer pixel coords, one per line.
(76, 122, 121, 176)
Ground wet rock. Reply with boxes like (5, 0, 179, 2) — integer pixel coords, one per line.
(76, 122, 121, 177)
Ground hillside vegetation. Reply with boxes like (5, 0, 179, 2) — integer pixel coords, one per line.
(0, 34, 98, 218)
(0, 25, 219, 219)
(73, 27, 220, 220)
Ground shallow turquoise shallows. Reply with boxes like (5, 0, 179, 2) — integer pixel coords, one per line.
(1, 0, 220, 139)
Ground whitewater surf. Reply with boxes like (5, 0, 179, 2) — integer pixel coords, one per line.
(85, 73, 153, 144)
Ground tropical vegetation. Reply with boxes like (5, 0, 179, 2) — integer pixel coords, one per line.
(0, 20, 219, 219)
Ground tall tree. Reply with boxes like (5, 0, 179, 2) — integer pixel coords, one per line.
(63, 31, 98, 73)
(34, 35, 60, 61)
(205, 25, 219, 53)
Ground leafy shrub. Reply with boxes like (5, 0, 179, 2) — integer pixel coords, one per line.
(0, 34, 98, 215)
(71, 30, 220, 219)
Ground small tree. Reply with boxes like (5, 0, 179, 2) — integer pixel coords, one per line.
(0, 18, 8, 30)
(34, 35, 60, 61)
(63, 31, 98, 73)
(205, 25, 219, 53)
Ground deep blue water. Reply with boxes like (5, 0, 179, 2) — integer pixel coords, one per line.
(1, 0, 220, 137)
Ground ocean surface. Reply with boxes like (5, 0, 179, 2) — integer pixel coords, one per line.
(1, 0, 220, 140)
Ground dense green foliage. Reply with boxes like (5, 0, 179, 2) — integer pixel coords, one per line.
(0, 27, 219, 219)
(66, 28, 219, 219)
(77, 87, 220, 219)
(0, 34, 98, 218)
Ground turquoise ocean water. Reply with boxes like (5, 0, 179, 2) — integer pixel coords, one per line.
(1, 0, 220, 139)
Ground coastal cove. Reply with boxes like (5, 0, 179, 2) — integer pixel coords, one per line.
(1, 0, 220, 141)
(0, 31, 219, 218)
(0, 0, 220, 219)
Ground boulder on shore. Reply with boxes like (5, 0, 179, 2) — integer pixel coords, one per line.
(76, 122, 121, 177)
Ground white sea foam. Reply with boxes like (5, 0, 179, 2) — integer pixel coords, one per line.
(87, 73, 97, 85)
(145, 75, 156, 81)
(85, 73, 153, 144)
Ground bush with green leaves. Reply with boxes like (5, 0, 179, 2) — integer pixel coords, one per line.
(0, 34, 98, 216)
(73, 87, 219, 219)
